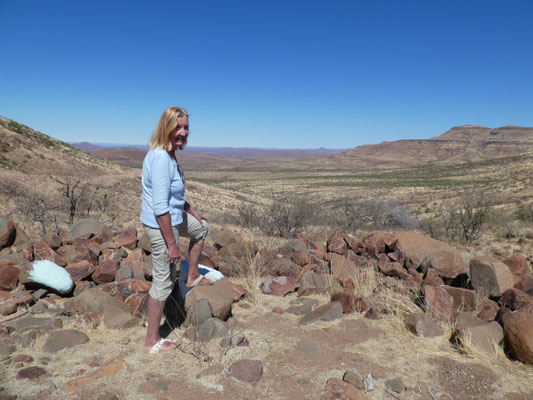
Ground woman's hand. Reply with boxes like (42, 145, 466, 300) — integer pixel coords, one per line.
(184, 202, 208, 225)
(168, 244, 181, 264)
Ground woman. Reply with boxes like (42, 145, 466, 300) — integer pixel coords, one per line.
(140, 106, 211, 353)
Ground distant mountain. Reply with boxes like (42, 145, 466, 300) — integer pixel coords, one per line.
(332, 125, 533, 168)
(70, 143, 348, 168)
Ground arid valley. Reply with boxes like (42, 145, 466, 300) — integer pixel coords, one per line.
(1, 117, 533, 400)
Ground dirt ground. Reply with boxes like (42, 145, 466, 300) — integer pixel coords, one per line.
(2, 289, 533, 400)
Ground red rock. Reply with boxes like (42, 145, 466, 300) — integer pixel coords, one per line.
(0, 290, 12, 301)
(0, 219, 16, 250)
(17, 366, 46, 380)
(330, 253, 358, 279)
(503, 255, 529, 289)
(470, 256, 514, 297)
(14, 294, 32, 306)
(422, 285, 454, 323)
(113, 227, 137, 250)
(424, 268, 444, 286)
(65, 260, 96, 282)
(93, 260, 120, 284)
(361, 234, 380, 258)
(125, 292, 148, 317)
(364, 307, 382, 320)
(117, 278, 151, 300)
(87, 241, 101, 256)
(0, 259, 19, 291)
(440, 269, 461, 285)
(327, 231, 347, 255)
(229, 359, 263, 383)
(377, 231, 466, 273)
(34, 241, 66, 266)
(502, 310, 533, 365)
(291, 250, 311, 267)
(377, 253, 389, 268)
(380, 262, 409, 278)
(443, 286, 477, 312)
(0, 300, 18, 316)
(344, 235, 361, 252)
(123, 248, 144, 267)
(331, 292, 355, 314)
(271, 307, 284, 314)
(405, 312, 443, 337)
(322, 377, 369, 400)
(230, 282, 245, 301)
(500, 288, 533, 311)
(299, 301, 343, 325)
(262, 276, 299, 296)
(76, 311, 101, 328)
(89, 231, 109, 245)
(387, 249, 405, 265)
(42, 232, 61, 250)
(185, 278, 235, 323)
(478, 299, 499, 321)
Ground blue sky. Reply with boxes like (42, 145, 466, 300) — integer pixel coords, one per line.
(1, 1, 532, 149)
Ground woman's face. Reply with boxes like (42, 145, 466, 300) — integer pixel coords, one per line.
(169, 115, 189, 151)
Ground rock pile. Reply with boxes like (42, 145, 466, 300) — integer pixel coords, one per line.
(1, 216, 533, 387)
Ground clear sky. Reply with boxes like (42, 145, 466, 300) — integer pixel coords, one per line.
(1, 0, 532, 149)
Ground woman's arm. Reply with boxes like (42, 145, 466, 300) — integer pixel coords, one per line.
(156, 212, 181, 263)
(184, 201, 208, 225)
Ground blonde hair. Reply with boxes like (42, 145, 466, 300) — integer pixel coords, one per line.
(149, 106, 189, 151)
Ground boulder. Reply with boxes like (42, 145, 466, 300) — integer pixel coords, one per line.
(33, 241, 66, 266)
(422, 285, 454, 323)
(185, 278, 234, 325)
(267, 257, 302, 279)
(478, 299, 499, 321)
(380, 231, 466, 273)
(290, 250, 311, 267)
(503, 255, 530, 289)
(278, 239, 308, 258)
(380, 261, 409, 278)
(330, 253, 358, 279)
(502, 310, 533, 365)
(327, 232, 347, 255)
(405, 312, 443, 337)
(331, 292, 356, 314)
(443, 286, 477, 312)
(261, 276, 298, 296)
(299, 301, 343, 325)
(0, 219, 16, 250)
(186, 317, 228, 342)
(500, 288, 533, 311)
(43, 329, 90, 352)
(0, 259, 19, 290)
(42, 232, 62, 250)
(16, 366, 46, 380)
(113, 227, 137, 250)
(298, 271, 328, 296)
(93, 260, 120, 284)
(65, 260, 96, 282)
(456, 321, 503, 354)
(469, 256, 514, 297)
(69, 219, 108, 240)
(123, 248, 144, 267)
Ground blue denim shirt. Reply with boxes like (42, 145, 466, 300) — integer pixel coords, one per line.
(140, 148, 185, 228)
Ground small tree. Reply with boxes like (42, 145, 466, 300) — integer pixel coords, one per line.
(443, 189, 493, 242)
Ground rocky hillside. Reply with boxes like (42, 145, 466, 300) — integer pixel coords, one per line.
(333, 125, 533, 168)
(0, 219, 533, 399)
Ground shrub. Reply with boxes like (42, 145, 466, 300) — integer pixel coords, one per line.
(233, 195, 316, 238)
(336, 198, 418, 233)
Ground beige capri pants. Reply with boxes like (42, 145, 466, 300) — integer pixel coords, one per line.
(143, 213, 209, 301)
